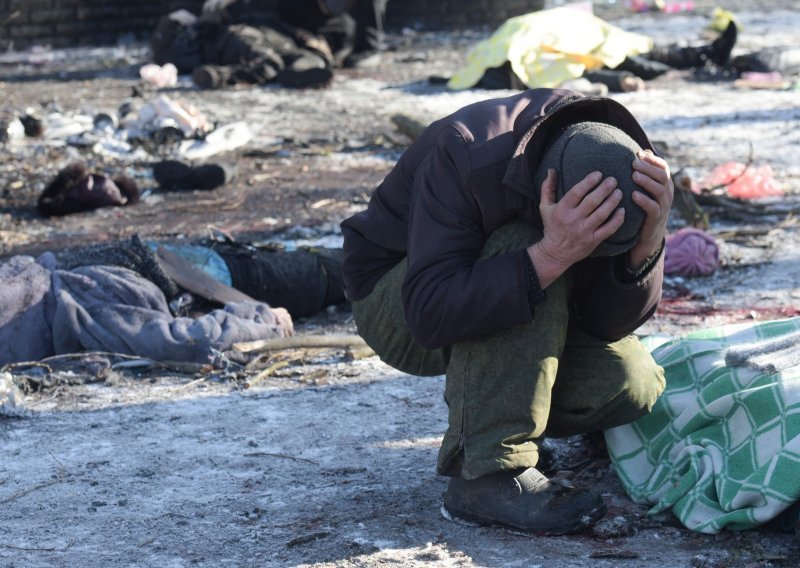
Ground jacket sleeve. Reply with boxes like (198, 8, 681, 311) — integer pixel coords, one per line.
(402, 126, 533, 349)
(570, 249, 664, 342)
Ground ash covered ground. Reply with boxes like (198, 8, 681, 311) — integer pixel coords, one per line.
(1, 2, 800, 567)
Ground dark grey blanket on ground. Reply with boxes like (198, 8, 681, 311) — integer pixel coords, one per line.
(725, 329, 800, 374)
(0, 254, 286, 366)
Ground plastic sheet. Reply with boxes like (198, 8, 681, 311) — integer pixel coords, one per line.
(702, 161, 784, 199)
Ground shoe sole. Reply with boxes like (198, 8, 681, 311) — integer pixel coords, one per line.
(440, 502, 607, 536)
(192, 68, 218, 90)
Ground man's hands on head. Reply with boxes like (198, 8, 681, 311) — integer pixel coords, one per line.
(526, 169, 625, 288)
(628, 150, 673, 271)
(526, 150, 674, 290)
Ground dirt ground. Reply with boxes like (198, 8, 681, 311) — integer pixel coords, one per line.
(2, 2, 800, 567)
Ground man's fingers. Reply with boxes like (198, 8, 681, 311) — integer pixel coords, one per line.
(560, 171, 604, 207)
(577, 177, 618, 215)
(586, 188, 622, 227)
(632, 170, 665, 197)
(540, 168, 558, 206)
(632, 189, 662, 216)
(593, 208, 626, 242)
(633, 153, 669, 184)
(637, 149, 668, 168)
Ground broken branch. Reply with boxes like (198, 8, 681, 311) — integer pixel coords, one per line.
(233, 334, 370, 354)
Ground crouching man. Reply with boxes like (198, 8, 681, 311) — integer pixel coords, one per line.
(340, 89, 672, 534)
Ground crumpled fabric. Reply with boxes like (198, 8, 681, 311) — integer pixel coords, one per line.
(0, 253, 288, 367)
(606, 318, 800, 533)
(701, 162, 784, 199)
(447, 6, 653, 90)
(664, 227, 719, 277)
(37, 163, 139, 217)
(140, 62, 178, 88)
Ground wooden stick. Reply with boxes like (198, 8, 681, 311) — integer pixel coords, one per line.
(0, 541, 73, 552)
(0, 479, 59, 505)
(243, 452, 319, 465)
(178, 377, 206, 390)
(233, 334, 369, 354)
(391, 114, 427, 141)
(672, 169, 709, 229)
(243, 360, 292, 389)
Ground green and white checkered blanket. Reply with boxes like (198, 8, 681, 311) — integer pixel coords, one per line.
(605, 317, 800, 533)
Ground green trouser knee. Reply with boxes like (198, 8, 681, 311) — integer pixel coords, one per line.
(352, 221, 666, 480)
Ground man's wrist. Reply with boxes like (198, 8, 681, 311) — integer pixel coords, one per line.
(523, 250, 547, 313)
(526, 241, 569, 290)
(623, 239, 664, 282)
(628, 236, 663, 272)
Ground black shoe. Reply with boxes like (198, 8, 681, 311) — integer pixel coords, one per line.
(343, 50, 383, 69)
(709, 21, 738, 67)
(278, 66, 334, 89)
(191, 65, 231, 90)
(278, 52, 334, 89)
(153, 160, 237, 191)
(648, 21, 737, 71)
(442, 467, 606, 535)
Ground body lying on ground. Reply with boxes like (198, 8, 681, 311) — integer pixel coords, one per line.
(0, 252, 289, 367)
(447, 5, 738, 93)
(0, 235, 346, 366)
(150, 8, 335, 89)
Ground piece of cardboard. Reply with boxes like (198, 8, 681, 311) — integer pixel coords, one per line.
(156, 245, 254, 305)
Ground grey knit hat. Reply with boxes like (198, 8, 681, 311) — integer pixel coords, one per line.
(532, 121, 646, 257)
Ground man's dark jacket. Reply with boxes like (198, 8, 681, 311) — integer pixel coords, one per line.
(341, 88, 664, 349)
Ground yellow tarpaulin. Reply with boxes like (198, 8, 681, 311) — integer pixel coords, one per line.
(448, 7, 654, 90)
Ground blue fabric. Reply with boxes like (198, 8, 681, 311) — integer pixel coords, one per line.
(147, 242, 232, 285)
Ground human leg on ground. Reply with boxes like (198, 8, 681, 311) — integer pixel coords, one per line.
(344, 0, 388, 66)
(644, 20, 737, 70)
(193, 24, 285, 88)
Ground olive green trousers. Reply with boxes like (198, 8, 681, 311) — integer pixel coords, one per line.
(352, 222, 665, 480)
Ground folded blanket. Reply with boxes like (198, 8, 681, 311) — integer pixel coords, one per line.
(606, 318, 800, 533)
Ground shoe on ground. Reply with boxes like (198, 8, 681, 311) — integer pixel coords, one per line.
(619, 76, 646, 92)
(191, 65, 231, 90)
(343, 50, 383, 69)
(278, 52, 334, 89)
(153, 160, 237, 191)
(278, 66, 334, 89)
(710, 21, 738, 67)
(442, 467, 606, 535)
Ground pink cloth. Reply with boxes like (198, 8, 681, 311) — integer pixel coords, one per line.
(664, 228, 720, 277)
(701, 162, 784, 199)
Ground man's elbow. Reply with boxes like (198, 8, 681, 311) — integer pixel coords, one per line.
(580, 303, 659, 342)
(405, 307, 451, 351)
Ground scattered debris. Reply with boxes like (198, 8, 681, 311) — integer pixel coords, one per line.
(139, 62, 178, 88)
(0, 371, 26, 417)
(0, 4, 798, 566)
(591, 515, 638, 538)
